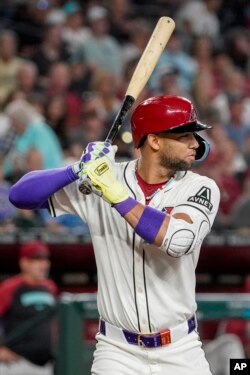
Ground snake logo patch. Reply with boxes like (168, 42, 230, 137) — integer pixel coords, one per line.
(187, 186, 213, 211)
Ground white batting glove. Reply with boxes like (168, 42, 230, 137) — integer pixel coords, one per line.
(76, 142, 118, 195)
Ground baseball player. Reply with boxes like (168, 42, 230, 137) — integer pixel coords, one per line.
(9, 96, 220, 374)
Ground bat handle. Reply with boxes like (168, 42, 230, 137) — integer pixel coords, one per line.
(78, 95, 135, 195)
(105, 95, 135, 144)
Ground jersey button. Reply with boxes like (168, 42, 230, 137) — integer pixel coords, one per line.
(137, 287, 143, 294)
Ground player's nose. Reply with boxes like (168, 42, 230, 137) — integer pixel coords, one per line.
(190, 134, 199, 149)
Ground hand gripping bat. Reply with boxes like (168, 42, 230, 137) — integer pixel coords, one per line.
(79, 16, 175, 195)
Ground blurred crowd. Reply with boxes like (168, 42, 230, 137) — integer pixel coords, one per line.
(0, 0, 250, 236)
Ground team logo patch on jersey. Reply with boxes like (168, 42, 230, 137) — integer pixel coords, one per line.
(187, 186, 213, 211)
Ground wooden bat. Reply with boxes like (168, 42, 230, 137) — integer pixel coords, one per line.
(79, 16, 175, 194)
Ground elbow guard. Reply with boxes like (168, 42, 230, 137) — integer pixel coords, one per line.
(160, 214, 210, 258)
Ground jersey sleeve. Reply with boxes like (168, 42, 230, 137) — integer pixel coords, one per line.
(174, 176, 220, 229)
(158, 176, 220, 257)
(48, 180, 95, 223)
(0, 280, 19, 317)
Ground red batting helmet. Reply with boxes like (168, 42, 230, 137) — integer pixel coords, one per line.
(131, 95, 211, 161)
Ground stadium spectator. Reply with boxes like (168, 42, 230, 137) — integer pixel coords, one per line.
(106, 0, 134, 44)
(156, 65, 189, 98)
(0, 157, 16, 234)
(62, 1, 90, 56)
(0, 114, 13, 157)
(71, 5, 123, 76)
(211, 48, 234, 93)
(8, 0, 54, 56)
(68, 93, 107, 147)
(224, 27, 250, 72)
(206, 154, 243, 230)
(15, 60, 43, 100)
(45, 61, 82, 129)
(149, 30, 198, 94)
(3, 99, 63, 182)
(0, 241, 58, 375)
(190, 35, 215, 72)
(242, 133, 250, 169)
(31, 18, 69, 84)
(224, 95, 250, 150)
(211, 67, 250, 126)
(230, 175, 250, 235)
(191, 69, 217, 117)
(121, 17, 152, 65)
(0, 30, 23, 109)
(89, 70, 122, 123)
(44, 94, 68, 149)
(175, 0, 222, 41)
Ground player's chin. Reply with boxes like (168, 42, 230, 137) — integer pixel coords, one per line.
(184, 156, 195, 167)
(172, 159, 191, 172)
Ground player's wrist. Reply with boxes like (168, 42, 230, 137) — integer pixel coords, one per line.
(71, 162, 81, 179)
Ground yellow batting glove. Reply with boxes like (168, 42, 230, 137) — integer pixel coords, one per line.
(86, 158, 129, 204)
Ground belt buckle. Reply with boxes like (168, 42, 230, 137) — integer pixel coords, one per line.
(137, 333, 144, 347)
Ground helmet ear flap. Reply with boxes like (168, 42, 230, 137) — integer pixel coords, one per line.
(194, 133, 210, 162)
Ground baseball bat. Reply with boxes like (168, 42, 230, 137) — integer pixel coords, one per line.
(79, 16, 175, 194)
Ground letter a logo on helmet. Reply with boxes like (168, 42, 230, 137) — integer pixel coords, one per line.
(131, 95, 211, 161)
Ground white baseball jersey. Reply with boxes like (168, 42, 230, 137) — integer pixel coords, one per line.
(48, 159, 220, 334)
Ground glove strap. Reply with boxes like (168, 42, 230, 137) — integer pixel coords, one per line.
(114, 197, 138, 216)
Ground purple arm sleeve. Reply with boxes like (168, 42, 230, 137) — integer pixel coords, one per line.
(9, 166, 78, 210)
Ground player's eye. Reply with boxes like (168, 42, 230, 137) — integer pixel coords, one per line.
(178, 133, 190, 139)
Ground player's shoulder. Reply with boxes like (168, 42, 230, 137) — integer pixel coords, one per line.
(41, 279, 58, 296)
(182, 171, 221, 206)
(184, 170, 219, 191)
(114, 159, 135, 175)
(0, 274, 24, 292)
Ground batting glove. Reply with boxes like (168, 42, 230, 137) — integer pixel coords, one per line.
(85, 157, 129, 204)
(72, 142, 117, 179)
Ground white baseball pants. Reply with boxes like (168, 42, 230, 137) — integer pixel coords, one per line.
(91, 331, 212, 375)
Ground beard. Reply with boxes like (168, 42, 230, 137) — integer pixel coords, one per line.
(159, 153, 191, 173)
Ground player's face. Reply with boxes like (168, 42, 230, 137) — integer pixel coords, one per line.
(157, 132, 199, 172)
(21, 257, 51, 281)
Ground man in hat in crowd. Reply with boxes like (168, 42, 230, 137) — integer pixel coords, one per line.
(0, 241, 57, 375)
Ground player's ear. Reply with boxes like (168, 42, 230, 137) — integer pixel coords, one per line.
(147, 133, 160, 151)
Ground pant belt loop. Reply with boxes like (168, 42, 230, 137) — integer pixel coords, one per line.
(99, 319, 106, 336)
(188, 315, 197, 333)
